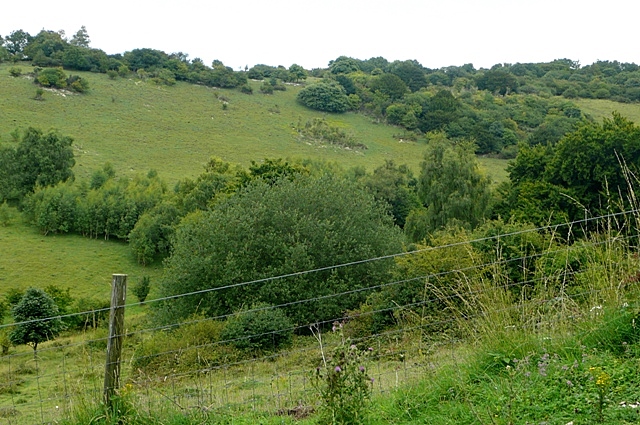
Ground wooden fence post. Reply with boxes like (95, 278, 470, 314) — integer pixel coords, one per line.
(103, 274, 127, 407)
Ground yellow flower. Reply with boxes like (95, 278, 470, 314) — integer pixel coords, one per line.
(589, 367, 611, 389)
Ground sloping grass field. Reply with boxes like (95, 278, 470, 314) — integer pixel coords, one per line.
(0, 64, 430, 184)
(0, 219, 162, 302)
(576, 98, 640, 123)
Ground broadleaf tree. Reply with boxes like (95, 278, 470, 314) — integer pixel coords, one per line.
(405, 134, 492, 242)
(297, 82, 350, 113)
(9, 288, 64, 357)
(0, 127, 75, 202)
(155, 174, 404, 327)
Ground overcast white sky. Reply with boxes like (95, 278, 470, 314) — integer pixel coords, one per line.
(2, 0, 639, 71)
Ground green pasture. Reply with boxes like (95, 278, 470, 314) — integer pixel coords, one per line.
(575, 98, 640, 123)
(0, 218, 161, 303)
(0, 63, 509, 185)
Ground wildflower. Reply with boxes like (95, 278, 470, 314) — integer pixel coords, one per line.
(596, 373, 611, 387)
(368, 347, 373, 351)
(538, 362, 548, 377)
(359, 366, 365, 372)
(566, 380, 573, 387)
(350, 344, 357, 350)
(334, 366, 341, 372)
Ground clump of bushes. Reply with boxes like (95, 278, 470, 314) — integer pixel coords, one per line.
(295, 117, 367, 150)
(132, 319, 238, 375)
(34, 67, 89, 93)
(131, 276, 151, 303)
(220, 304, 294, 353)
(260, 82, 274, 94)
(297, 82, 350, 113)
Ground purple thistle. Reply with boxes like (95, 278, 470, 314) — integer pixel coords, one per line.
(334, 366, 342, 372)
(359, 366, 365, 372)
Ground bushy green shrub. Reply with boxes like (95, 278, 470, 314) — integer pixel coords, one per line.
(294, 117, 366, 150)
(8, 67, 21, 77)
(220, 304, 293, 353)
(131, 276, 151, 303)
(151, 69, 176, 86)
(36, 67, 67, 89)
(269, 78, 286, 91)
(260, 82, 273, 94)
(0, 201, 15, 226)
(297, 82, 350, 113)
(117, 64, 130, 77)
(132, 319, 235, 375)
(67, 75, 89, 92)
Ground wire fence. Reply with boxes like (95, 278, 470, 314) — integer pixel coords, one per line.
(1, 211, 639, 424)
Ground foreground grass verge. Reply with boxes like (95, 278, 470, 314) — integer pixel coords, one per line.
(10, 245, 639, 425)
(52, 312, 640, 425)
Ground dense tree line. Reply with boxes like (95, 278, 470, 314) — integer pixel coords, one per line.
(297, 57, 588, 156)
(6, 114, 638, 260)
(0, 27, 248, 89)
(0, 128, 75, 202)
(495, 113, 640, 226)
(23, 166, 166, 240)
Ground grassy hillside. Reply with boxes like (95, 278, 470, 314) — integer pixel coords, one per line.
(575, 98, 640, 123)
(0, 63, 514, 185)
(0, 65, 414, 181)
